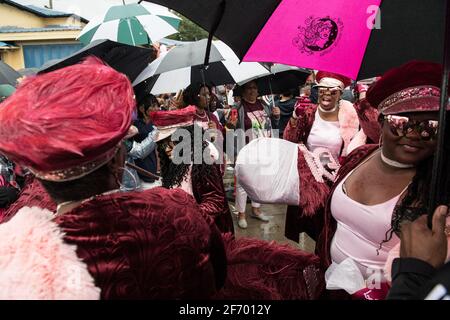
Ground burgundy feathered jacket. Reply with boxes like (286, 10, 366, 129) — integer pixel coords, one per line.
(54, 187, 227, 300)
(2, 176, 56, 223)
(191, 164, 234, 234)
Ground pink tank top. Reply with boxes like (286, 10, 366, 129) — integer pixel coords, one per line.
(330, 166, 407, 278)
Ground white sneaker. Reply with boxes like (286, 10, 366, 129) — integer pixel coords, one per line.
(238, 217, 248, 229)
(250, 212, 270, 222)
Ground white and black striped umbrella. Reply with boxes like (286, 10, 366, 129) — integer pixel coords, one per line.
(133, 40, 270, 94)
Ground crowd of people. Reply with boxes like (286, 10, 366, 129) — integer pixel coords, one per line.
(0, 54, 449, 300)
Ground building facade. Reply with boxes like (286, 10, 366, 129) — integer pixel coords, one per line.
(0, 0, 87, 70)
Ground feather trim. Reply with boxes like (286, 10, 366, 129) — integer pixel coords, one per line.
(0, 206, 100, 299)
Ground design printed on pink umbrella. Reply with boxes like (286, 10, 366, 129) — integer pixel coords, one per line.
(292, 16, 343, 56)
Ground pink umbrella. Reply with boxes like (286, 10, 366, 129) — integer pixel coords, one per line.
(243, 0, 381, 80)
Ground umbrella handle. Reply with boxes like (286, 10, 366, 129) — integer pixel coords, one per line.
(125, 161, 160, 180)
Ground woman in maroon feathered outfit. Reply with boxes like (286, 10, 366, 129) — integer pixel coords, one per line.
(151, 106, 234, 234)
(151, 107, 324, 300)
(0, 58, 226, 299)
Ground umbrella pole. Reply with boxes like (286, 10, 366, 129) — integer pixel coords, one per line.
(203, 0, 226, 66)
(200, 67, 212, 114)
(268, 77, 276, 108)
(428, 0, 450, 228)
(201, 1, 225, 115)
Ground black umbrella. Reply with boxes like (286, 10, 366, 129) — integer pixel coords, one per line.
(358, 0, 447, 79)
(254, 66, 310, 96)
(38, 39, 155, 83)
(0, 61, 20, 86)
(142, 0, 281, 64)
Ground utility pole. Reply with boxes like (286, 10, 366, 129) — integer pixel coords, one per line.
(49, 0, 53, 9)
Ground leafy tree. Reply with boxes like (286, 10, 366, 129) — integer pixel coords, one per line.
(168, 13, 209, 41)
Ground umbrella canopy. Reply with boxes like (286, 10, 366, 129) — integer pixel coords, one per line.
(145, 0, 446, 80)
(77, 3, 179, 46)
(38, 39, 155, 83)
(358, 0, 447, 79)
(137, 60, 270, 95)
(133, 38, 229, 84)
(144, 0, 281, 59)
(253, 64, 310, 96)
(0, 61, 20, 86)
(145, 0, 377, 77)
(17, 68, 39, 77)
(133, 40, 269, 94)
(0, 84, 16, 101)
(140, 2, 182, 29)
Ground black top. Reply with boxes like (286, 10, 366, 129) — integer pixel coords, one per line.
(275, 97, 296, 136)
(387, 258, 450, 300)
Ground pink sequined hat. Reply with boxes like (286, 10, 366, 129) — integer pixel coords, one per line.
(367, 60, 450, 115)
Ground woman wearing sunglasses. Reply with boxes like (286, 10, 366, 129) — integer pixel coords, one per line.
(301, 61, 450, 299)
(283, 71, 369, 243)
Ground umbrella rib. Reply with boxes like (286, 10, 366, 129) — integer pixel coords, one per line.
(127, 19, 136, 46)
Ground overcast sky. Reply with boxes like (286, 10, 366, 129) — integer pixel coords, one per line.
(15, 0, 143, 20)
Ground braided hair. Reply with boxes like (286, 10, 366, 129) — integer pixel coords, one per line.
(158, 125, 214, 189)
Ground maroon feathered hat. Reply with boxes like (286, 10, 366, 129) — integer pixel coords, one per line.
(367, 60, 450, 115)
(150, 106, 196, 142)
(315, 71, 352, 90)
(0, 57, 135, 181)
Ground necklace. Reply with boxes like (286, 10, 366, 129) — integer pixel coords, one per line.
(196, 110, 208, 120)
(380, 151, 414, 169)
(318, 105, 338, 113)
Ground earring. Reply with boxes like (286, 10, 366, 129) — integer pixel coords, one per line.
(378, 135, 383, 148)
(115, 166, 139, 192)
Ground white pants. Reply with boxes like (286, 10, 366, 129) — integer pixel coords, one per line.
(235, 179, 260, 213)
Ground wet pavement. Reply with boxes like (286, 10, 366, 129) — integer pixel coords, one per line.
(227, 201, 316, 254)
(224, 166, 315, 253)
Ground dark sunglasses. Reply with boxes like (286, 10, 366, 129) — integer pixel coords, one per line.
(318, 88, 340, 96)
(385, 115, 439, 141)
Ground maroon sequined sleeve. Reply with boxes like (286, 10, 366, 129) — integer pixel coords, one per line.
(282, 104, 316, 143)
